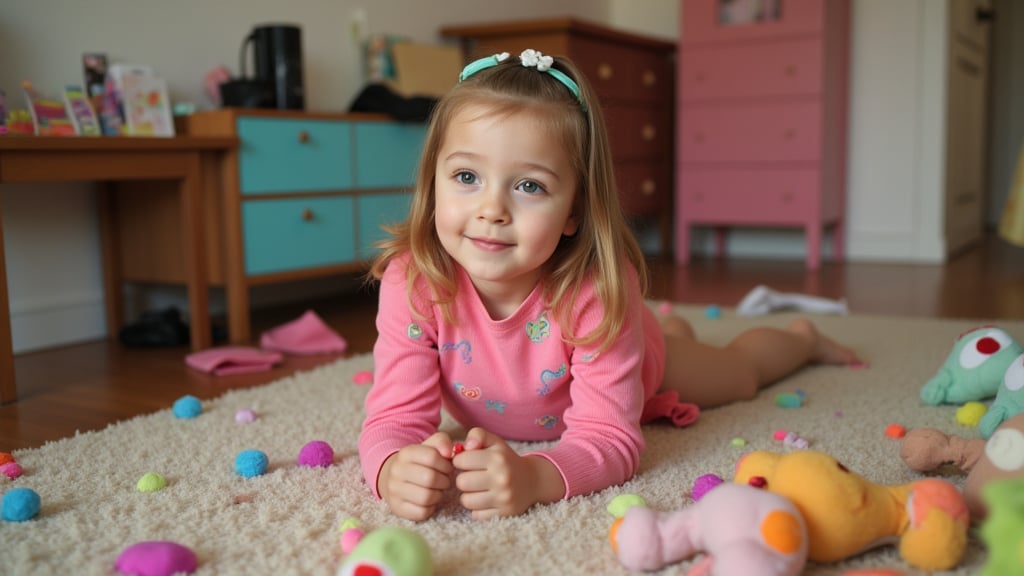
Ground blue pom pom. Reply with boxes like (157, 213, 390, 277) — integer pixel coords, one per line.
(704, 305, 722, 319)
(172, 395, 202, 419)
(235, 449, 269, 478)
(2, 487, 41, 522)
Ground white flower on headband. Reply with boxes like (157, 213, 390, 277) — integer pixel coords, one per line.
(520, 49, 554, 72)
(495, 52, 510, 62)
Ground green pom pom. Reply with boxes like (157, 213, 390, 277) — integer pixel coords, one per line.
(730, 437, 747, 447)
(136, 472, 167, 493)
(339, 517, 361, 531)
(606, 493, 647, 518)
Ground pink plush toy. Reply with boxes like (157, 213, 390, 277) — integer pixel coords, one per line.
(609, 483, 807, 575)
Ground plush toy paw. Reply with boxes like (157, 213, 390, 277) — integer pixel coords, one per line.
(978, 352, 1024, 438)
(735, 450, 969, 571)
(609, 483, 807, 576)
(920, 326, 1022, 405)
(898, 427, 985, 473)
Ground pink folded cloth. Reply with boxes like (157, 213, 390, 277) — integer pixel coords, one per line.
(185, 346, 284, 376)
(259, 309, 348, 355)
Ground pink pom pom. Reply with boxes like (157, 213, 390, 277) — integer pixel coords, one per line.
(691, 473, 724, 501)
(657, 302, 673, 315)
(297, 440, 334, 468)
(773, 429, 788, 441)
(234, 408, 257, 424)
(340, 528, 364, 553)
(352, 370, 373, 385)
(0, 461, 23, 479)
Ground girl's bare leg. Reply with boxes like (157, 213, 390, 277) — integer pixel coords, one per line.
(660, 316, 859, 409)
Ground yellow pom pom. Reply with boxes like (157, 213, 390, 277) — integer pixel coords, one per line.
(956, 402, 987, 427)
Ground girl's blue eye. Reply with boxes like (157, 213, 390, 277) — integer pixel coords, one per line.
(456, 171, 477, 185)
(517, 180, 544, 195)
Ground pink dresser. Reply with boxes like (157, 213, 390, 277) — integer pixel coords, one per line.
(675, 0, 850, 269)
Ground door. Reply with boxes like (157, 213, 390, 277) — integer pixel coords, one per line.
(945, 0, 993, 255)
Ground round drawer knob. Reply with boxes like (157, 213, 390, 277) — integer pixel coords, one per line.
(642, 179, 656, 196)
(694, 192, 704, 203)
(642, 124, 656, 141)
(694, 131, 705, 143)
(298, 131, 310, 144)
(785, 65, 798, 77)
(783, 129, 796, 140)
(301, 208, 314, 221)
(642, 70, 657, 87)
(695, 71, 705, 83)
(781, 191, 794, 203)
(598, 63, 614, 81)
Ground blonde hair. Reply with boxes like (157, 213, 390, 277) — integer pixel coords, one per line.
(369, 55, 648, 352)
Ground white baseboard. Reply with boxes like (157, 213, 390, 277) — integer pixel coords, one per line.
(10, 292, 108, 354)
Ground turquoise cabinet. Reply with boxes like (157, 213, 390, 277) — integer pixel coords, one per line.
(357, 192, 413, 258)
(354, 122, 427, 188)
(242, 196, 356, 275)
(238, 118, 354, 194)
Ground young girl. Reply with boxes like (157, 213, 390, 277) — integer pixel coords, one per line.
(359, 49, 858, 522)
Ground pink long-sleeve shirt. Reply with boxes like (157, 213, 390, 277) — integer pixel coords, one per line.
(359, 257, 674, 499)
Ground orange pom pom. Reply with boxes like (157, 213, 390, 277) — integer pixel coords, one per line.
(886, 424, 906, 439)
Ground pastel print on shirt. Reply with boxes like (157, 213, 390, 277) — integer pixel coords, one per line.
(440, 340, 473, 364)
(526, 311, 550, 344)
(536, 363, 567, 396)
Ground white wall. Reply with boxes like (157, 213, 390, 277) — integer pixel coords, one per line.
(0, 0, 968, 352)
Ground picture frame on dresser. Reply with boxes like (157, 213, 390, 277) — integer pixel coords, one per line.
(676, 0, 850, 269)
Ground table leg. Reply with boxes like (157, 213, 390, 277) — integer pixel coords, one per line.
(0, 203, 15, 404)
(97, 183, 123, 343)
(181, 153, 211, 351)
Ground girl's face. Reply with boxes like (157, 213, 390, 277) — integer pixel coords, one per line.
(434, 103, 579, 316)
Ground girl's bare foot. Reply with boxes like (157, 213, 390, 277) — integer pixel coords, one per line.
(660, 314, 696, 340)
(787, 319, 861, 365)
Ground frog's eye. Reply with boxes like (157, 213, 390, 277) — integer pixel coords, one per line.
(959, 329, 1014, 369)
(1003, 354, 1024, 392)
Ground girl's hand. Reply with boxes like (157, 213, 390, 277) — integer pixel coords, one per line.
(378, 432, 455, 522)
(453, 427, 566, 520)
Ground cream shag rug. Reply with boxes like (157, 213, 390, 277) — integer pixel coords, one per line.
(3, 307, 1021, 576)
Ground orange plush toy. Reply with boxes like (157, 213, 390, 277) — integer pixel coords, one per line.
(735, 450, 969, 571)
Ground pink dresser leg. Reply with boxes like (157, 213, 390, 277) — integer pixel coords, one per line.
(714, 227, 728, 259)
(806, 224, 822, 270)
(675, 222, 691, 265)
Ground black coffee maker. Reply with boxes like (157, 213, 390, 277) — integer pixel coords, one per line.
(224, 23, 305, 109)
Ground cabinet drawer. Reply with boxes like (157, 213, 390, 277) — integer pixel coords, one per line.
(354, 122, 427, 189)
(571, 37, 671, 104)
(605, 104, 671, 161)
(681, 39, 823, 102)
(242, 196, 356, 275)
(356, 192, 412, 259)
(616, 160, 670, 217)
(680, 101, 821, 163)
(682, 0, 825, 44)
(678, 168, 819, 224)
(238, 118, 354, 195)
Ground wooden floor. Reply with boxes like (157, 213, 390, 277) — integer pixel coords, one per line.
(2, 233, 1022, 452)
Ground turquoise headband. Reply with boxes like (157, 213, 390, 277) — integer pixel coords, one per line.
(458, 49, 588, 112)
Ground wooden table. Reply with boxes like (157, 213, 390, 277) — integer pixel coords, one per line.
(0, 136, 237, 404)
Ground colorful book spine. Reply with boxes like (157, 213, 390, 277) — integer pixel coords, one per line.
(62, 85, 101, 136)
(22, 81, 76, 136)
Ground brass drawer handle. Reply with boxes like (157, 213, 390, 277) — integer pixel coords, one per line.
(298, 130, 310, 144)
(598, 63, 614, 81)
(642, 125, 656, 141)
(642, 179, 656, 196)
(642, 70, 657, 87)
(302, 208, 314, 221)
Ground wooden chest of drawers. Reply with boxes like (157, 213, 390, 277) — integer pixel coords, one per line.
(676, 0, 850, 269)
(118, 109, 426, 344)
(441, 17, 676, 252)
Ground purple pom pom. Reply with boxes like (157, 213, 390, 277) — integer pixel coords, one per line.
(115, 541, 197, 576)
(297, 440, 334, 468)
(691, 473, 724, 501)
